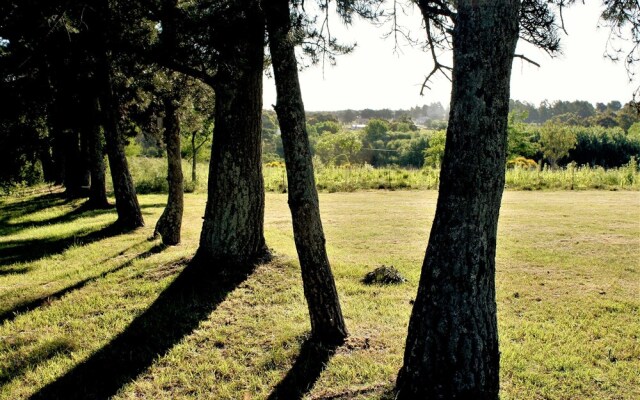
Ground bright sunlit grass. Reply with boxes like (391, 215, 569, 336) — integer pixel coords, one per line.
(0, 189, 638, 399)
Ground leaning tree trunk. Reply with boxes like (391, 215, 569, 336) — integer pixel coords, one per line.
(86, 94, 110, 209)
(154, 96, 184, 245)
(396, 2, 520, 399)
(195, 2, 268, 265)
(265, 0, 347, 345)
(95, 62, 144, 229)
(91, 0, 144, 230)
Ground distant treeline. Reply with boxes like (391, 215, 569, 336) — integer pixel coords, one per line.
(261, 100, 640, 170)
(509, 99, 636, 128)
(296, 99, 637, 131)
(305, 102, 449, 125)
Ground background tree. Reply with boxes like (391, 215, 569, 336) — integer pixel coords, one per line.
(152, 73, 188, 246)
(315, 131, 364, 165)
(422, 129, 446, 168)
(507, 111, 539, 160)
(539, 122, 578, 168)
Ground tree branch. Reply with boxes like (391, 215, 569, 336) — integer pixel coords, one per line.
(419, 14, 452, 95)
(514, 53, 541, 67)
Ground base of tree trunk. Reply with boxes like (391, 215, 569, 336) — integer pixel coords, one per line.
(84, 199, 112, 210)
(191, 247, 272, 271)
(65, 186, 91, 199)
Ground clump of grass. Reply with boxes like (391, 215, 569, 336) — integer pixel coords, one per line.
(362, 265, 407, 285)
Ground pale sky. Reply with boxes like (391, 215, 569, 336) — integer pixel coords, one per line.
(262, 2, 636, 111)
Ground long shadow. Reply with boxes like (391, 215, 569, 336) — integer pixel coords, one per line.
(0, 244, 166, 326)
(0, 266, 31, 276)
(0, 223, 128, 267)
(0, 204, 113, 237)
(0, 338, 76, 386)
(0, 202, 165, 237)
(30, 259, 258, 400)
(267, 339, 339, 400)
(0, 192, 68, 223)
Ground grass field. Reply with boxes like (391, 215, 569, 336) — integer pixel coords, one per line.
(0, 189, 638, 399)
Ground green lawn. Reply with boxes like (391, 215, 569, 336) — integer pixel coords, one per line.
(0, 189, 638, 399)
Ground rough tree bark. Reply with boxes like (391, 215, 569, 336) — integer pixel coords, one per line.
(92, 1, 144, 230)
(396, 1, 520, 398)
(264, 0, 348, 344)
(86, 94, 110, 209)
(195, 2, 269, 265)
(154, 96, 184, 245)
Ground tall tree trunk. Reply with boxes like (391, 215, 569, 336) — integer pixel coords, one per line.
(195, 3, 269, 266)
(87, 94, 110, 209)
(64, 128, 91, 198)
(79, 126, 91, 188)
(396, 2, 520, 399)
(264, 0, 347, 344)
(63, 129, 84, 198)
(154, 96, 184, 245)
(191, 131, 197, 183)
(39, 141, 57, 183)
(48, 115, 66, 186)
(91, 0, 144, 230)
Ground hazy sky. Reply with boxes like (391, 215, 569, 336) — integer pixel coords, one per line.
(262, 2, 635, 111)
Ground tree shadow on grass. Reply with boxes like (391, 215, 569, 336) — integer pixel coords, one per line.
(267, 339, 339, 400)
(0, 243, 166, 326)
(0, 338, 76, 386)
(0, 203, 113, 237)
(0, 222, 133, 268)
(29, 258, 259, 400)
(0, 201, 165, 237)
(0, 192, 68, 224)
(0, 266, 31, 277)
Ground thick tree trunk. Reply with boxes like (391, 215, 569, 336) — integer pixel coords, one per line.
(87, 95, 110, 209)
(195, 3, 268, 265)
(154, 97, 184, 245)
(264, 0, 347, 345)
(396, 2, 520, 399)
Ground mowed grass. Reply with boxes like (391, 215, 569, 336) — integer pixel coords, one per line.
(0, 189, 638, 399)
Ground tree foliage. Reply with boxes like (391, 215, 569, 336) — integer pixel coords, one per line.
(540, 121, 578, 167)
